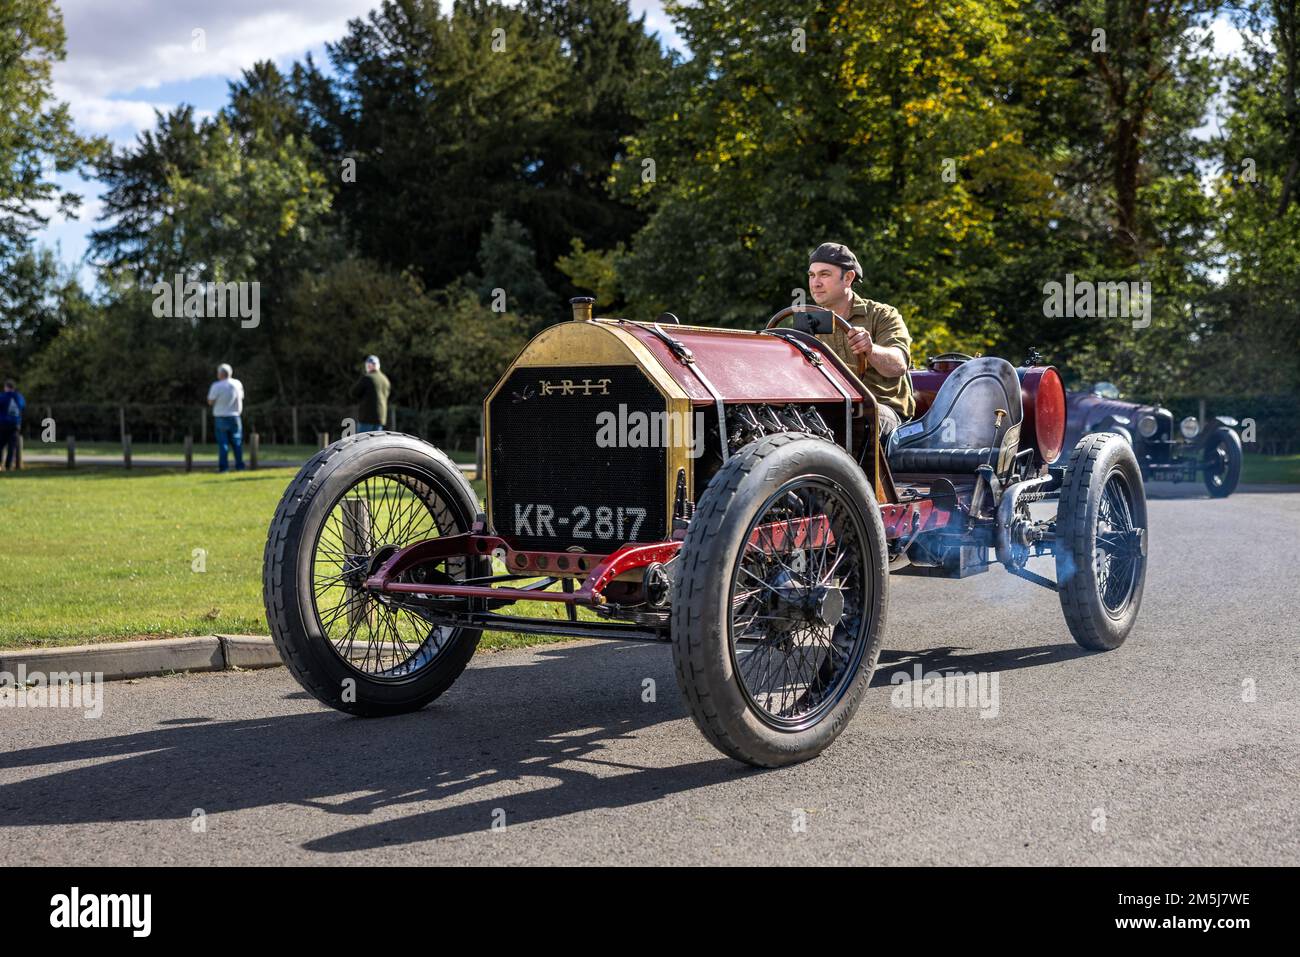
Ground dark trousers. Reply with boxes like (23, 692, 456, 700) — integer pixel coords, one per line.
(214, 415, 244, 472)
(877, 405, 901, 439)
(0, 423, 17, 470)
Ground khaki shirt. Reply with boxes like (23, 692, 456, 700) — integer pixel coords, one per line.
(820, 291, 915, 419)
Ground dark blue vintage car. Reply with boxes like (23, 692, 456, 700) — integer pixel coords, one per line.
(1059, 382, 1244, 497)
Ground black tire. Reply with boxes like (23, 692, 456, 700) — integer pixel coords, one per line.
(262, 431, 488, 716)
(1202, 426, 1243, 498)
(1055, 433, 1148, 651)
(670, 433, 888, 767)
(1106, 425, 1133, 448)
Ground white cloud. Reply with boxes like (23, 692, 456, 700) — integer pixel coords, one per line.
(54, 0, 379, 94)
(51, 82, 170, 136)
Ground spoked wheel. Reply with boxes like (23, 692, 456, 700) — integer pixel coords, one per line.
(1095, 473, 1143, 616)
(1201, 426, 1242, 498)
(672, 433, 888, 767)
(1056, 433, 1148, 651)
(730, 480, 871, 731)
(263, 432, 488, 716)
(312, 472, 470, 678)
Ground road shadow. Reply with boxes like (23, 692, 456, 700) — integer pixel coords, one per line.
(872, 642, 1089, 686)
(0, 640, 740, 854)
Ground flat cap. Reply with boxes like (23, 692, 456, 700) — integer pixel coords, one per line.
(808, 242, 862, 282)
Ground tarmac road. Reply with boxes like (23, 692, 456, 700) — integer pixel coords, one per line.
(2, 483, 1297, 866)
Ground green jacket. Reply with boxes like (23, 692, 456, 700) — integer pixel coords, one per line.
(351, 371, 391, 426)
(822, 291, 916, 419)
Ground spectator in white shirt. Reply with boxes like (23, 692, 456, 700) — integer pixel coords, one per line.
(206, 363, 246, 472)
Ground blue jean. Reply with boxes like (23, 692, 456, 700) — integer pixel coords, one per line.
(214, 415, 244, 471)
(356, 423, 383, 433)
(0, 423, 17, 469)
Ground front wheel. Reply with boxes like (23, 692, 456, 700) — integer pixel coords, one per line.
(1055, 433, 1148, 651)
(262, 431, 488, 716)
(671, 433, 888, 767)
(1202, 427, 1243, 498)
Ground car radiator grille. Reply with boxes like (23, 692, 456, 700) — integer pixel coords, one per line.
(488, 364, 668, 552)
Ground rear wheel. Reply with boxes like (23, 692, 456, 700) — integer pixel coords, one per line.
(671, 433, 888, 767)
(1055, 433, 1148, 651)
(263, 432, 488, 716)
(1202, 426, 1243, 498)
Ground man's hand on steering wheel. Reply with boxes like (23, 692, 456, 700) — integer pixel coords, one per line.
(847, 325, 873, 356)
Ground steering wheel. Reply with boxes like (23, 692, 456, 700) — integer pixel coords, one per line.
(765, 305, 865, 376)
(765, 304, 855, 336)
(925, 352, 974, 370)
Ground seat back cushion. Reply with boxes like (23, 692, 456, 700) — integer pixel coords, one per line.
(887, 357, 1023, 474)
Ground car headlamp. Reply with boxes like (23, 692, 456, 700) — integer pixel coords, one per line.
(1137, 414, 1158, 438)
(1180, 416, 1200, 440)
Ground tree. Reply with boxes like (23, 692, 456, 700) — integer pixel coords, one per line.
(321, 0, 664, 294)
(1202, 0, 1300, 396)
(0, 246, 88, 375)
(614, 0, 1055, 356)
(0, 0, 102, 270)
(89, 106, 207, 275)
(475, 213, 559, 326)
(156, 118, 338, 399)
(1045, 0, 1222, 260)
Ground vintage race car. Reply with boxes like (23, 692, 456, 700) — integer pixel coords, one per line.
(263, 299, 1149, 767)
(1060, 381, 1244, 498)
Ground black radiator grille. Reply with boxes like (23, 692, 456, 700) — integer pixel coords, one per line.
(489, 364, 668, 551)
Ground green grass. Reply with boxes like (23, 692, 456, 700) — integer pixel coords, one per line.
(21, 441, 478, 465)
(0, 467, 570, 650)
(1241, 453, 1300, 485)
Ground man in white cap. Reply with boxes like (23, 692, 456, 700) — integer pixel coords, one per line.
(206, 362, 245, 472)
(350, 355, 391, 433)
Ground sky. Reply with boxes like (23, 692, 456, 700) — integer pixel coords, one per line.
(35, 1, 1246, 290)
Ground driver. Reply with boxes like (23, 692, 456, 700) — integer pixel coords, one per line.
(806, 242, 915, 437)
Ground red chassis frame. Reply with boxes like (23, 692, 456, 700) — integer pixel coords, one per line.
(362, 497, 954, 614)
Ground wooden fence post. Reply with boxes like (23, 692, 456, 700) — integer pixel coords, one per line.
(319, 431, 329, 450)
(250, 432, 260, 470)
(67, 435, 75, 469)
(184, 434, 193, 473)
(123, 434, 132, 470)
(291, 406, 299, 446)
(475, 434, 484, 481)
(341, 497, 374, 632)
